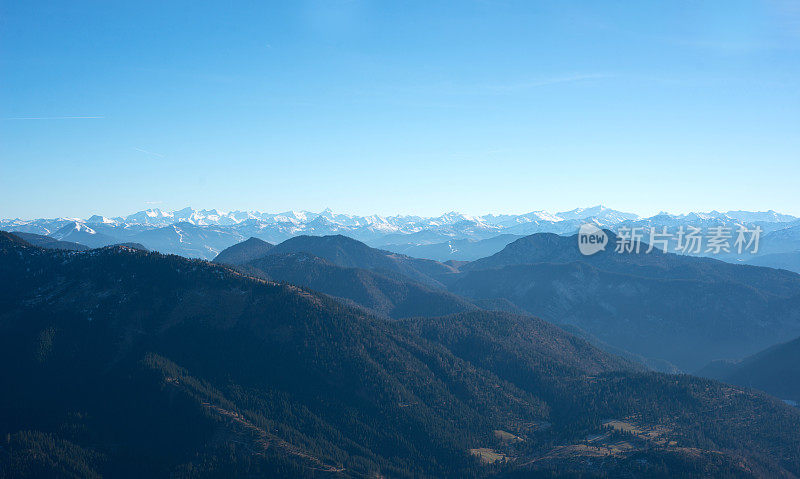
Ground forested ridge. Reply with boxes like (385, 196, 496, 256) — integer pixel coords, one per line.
(1, 232, 799, 478)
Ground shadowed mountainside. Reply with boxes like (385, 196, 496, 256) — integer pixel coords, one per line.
(448, 233, 800, 371)
(265, 235, 458, 288)
(698, 335, 800, 404)
(12, 231, 90, 251)
(2, 231, 800, 477)
(212, 236, 274, 265)
(243, 252, 480, 319)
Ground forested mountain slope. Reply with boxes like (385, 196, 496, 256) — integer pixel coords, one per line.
(265, 235, 457, 288)
(699, 335, 800, 404)
(1, 232, 800, 478)
(243, 251, 479, 319)
(449, 233, 800, 371)
(212, 236, 274, 265)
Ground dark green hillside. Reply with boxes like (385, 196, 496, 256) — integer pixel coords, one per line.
(1, 232, 800, 478)
(699, 335, 800, 403)
(399, 312, 800, 477)
(266, 235, 457, 288)
(461, 231, 800, 296)
(399, 311, 636, 379)
(0, 233, 544, 477)
(212, 236, 274, 265)
(450, 233, 800, 371)
(244, 252, 479, 319)
(11, 231, 89, 251)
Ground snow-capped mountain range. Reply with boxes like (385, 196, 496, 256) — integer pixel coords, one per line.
(2, 206, 800, 269)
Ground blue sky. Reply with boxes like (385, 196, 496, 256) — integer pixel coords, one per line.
(1, 0, 799, 219)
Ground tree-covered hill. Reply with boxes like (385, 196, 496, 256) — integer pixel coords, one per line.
(212, 236, 274, 265)
(11, 231, 90, 251)
(699, 335, 800, 404)
(0, 232, 545, 477)
(243, 251, 479, 319)
(449, 233, 800, 371)
(264, 235, 458, 288)
(1, 232, 799, 478)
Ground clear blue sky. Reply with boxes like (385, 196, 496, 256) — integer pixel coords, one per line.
(1, 0, 799, 219)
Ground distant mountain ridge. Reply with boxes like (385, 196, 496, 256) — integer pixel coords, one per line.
(49, 221, 120, 248)
(447, 232, 800, 371)
(11, 232, 89, 251)
(3, 207, 799, 271)
(213, 232, 800, 373)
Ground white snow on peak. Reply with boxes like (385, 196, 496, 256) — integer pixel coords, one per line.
(87, 215, 117, 224)
(5, 206, 797, 262)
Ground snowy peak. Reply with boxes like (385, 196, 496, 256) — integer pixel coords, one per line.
(556, 205, 639, 223)
(86, 215, 118, 225)
(49, 221, 118, 248)
(3, 206, 798, 262)
(53, 221, 98, 237)
(125, 208, 175, 225)
(724, 210, 798, 223)
(7, 207, 796, 235)
(430, 212, 484, 226)
(521, 210, 564, 223)
(34, 205, 650, 232)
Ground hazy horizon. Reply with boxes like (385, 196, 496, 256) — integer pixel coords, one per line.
(4, 203, 800, 222)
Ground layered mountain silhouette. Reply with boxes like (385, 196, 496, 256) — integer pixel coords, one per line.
(7, 207, 800, 273)
(218, 233, 800, 372)
(215, 237, 478, 319)
(0, 232, 541, 477)
(699, 335, 800, 404)
(381, 234, 524, 262)
(240, 252, 478, 319)
(212, 236, 274, 265)
(745, 251, 800, 274)
(11, 231, 148, 253)
(11, 231, 90, 251)
(256, 234, 457, 288)
(48, 221, 119, 248)
(462, 232, 800, 293)
(449, 232, 800, 371)
(130, 222, 245, 259)
(3, 231, 800, 477)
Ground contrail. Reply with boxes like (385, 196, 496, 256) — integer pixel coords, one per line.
(134, 147, 165, 158)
